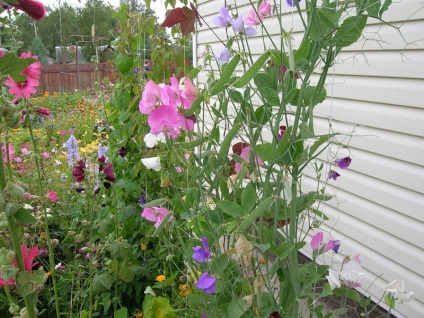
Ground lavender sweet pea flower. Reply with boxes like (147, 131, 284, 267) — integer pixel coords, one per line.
(216, 48, 231, 65)
(213, 7, 232, 27)
(195, 272, 217, 294)
(286, 0, 301, 7)
(337, 157, 352, 169)
(328, 170, 340, 180)
(231, 15, 244, 32)
(192, 237, 211, 263)
(245, 26, 257, 37)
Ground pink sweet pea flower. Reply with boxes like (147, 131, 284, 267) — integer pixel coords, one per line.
(4, 76, 39, 99)
(20, 52, 42, 79)
(234, 146, 263, 173)
(148, 105, 181, 139)
(310, 232, 323, 250)
(2, 143, 15, 162)
(181, 78, 198, 108)
(245, 9, 261, 26)
(141, 206, 169, 228)
(258, 0, 272, 18)
(139, 80, 170, 114)
(47, 190, 58, 202)
(37, 107, 50, 117)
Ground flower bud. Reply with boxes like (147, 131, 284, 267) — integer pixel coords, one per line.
(0, 264, 18, 280)
(5, 111, 21, 129)
(0, 247, 15, 265)
(3, 183, 25, 202)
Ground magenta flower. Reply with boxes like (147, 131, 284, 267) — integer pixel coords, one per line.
(181, 78, 198, 108)
(212, 7, 232, 27)
(103, 163, 116, 183)
(139, 80, 169, 114)
(195, 272, 217, 294)
(336, 157, 352, 169)
(8, 0, 46, 21)
(278, 125, 286, 140)
(324, 240, 340, 254)
(141, 206, 169, 228)
(1, 143, 15, 162)
(36, 107, 50, 117)
(192, 237, 211, 263)
(20, 52, 41, 79)
(234, 146, 264, 173)
(47, 190, 58, 203)
(18, 244, 39, 271)
(4, 76, 39, 99)
(310, 232, 323, 250)
(328, 170, 340, 180)
(216, 48, 231, 65)
(148, 105, 181, 139)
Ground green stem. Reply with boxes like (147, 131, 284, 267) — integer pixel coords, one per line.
(28, 119, 61, 318)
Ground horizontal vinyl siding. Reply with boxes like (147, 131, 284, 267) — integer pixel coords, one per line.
(195, 0, 424, 317)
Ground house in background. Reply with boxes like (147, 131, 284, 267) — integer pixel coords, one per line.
(194, 1, 423, 317)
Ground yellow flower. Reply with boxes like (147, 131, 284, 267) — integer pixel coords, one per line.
(179, 284, 192, 297)
(140, 243, 146, 250)
(156, 275, 166, 282)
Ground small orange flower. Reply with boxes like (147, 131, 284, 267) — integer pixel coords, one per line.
(140, 243, 146, 250)
(179, 283, 192, 297)
(156, 275, 166, 282)
(40, 232, 46, 238)
(260, 257, 265, 264)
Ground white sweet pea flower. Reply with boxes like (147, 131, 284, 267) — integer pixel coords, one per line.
(144, 133, 165, 148)
(385, 279, 417, 302)
(326, 269, 341, 290)
(141, 157, 161, 171)
(54, 262, 62, 269)
(340, 260, 367, 288)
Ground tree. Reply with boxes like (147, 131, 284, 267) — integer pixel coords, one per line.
(28, 37, 49, 63)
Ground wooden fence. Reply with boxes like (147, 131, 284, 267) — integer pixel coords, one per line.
(38, 63, 118, 94)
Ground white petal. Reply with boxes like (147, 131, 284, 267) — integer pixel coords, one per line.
(385, 279, 404, 294)
(141, 157, 161, 171)
(326, 269, 341, 290)
(400, 291, 416, 302)
(54, 262, 62, 269)
(144, 133, 158, 148)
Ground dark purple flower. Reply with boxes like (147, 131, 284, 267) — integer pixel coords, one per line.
(278, 125, 286, 140)
(75, 187, 85, 193)
(195, 272, 216, 294)
(270, 312, 282, 318)
(103, 163, 116, 183)
(286, 0, 301, 7)
(118, 146, 127, 157)
(192, 237, 211, 263)
(138, 194, 147, 205)
(72, 160, 86, 182)
(336, 157, 352, 169)
(328, 170, 340, 180)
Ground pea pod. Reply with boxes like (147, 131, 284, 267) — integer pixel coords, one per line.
(217, 124, 241, 161)
(210, 54, 241, 95)
(140, 198, 167, 208)
(179, 136, 208, 149)
(232, 52, 270, 88)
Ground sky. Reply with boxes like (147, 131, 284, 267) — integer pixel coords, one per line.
(40, 0, 166, 21)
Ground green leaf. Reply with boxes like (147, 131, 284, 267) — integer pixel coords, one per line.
(185, 96, 202, 116)
(211, 253, 229, 274)
(152, 212, 173, 237)
(299, 122, 314, 139)
(211, 54, 240, 95)
(303, 85, 327, 107)
(229, 90, 244, 103)
(262, 87, 280, 106)
(294, 39, 312, 65)
(238, 196, 274, 232)
(226, 298, 247, 318)
(14, 208, 37, 224)
(0, 53, 35, 82)
(15, 270, 47, 296)
(216, 201, 244, 218)
(115, 56, 134, 73)
(379, 0, 392, 18)
(333, 288, 362, 303)
(256, 143, 274, 162)
(335, 15, 368, 48)
(115, 307, 128, 318)
(269, 50, 289, 66)
(366, 0, 381, 17)
(309, 7, 338, 41)
(241, 182, 256, 213)
(144, 296, 177, 318)
(140, 198, 167, 208)
(233, 52, 270, 88)
(186, 67, 200, 80)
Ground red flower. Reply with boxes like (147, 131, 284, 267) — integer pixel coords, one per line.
(0, 245, 39, 287)
(36, 107, 50, 117)
(72, 160, 86, 182)
(47, 190, 58, 202)
(11, 0, 46, 21)
(103, 163, 116, 183)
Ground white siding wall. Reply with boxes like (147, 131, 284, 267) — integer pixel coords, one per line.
(194, 1, 424, 317)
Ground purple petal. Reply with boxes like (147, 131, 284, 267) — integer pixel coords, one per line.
(231, 15, 243, 32)
(216, 48, 231, 65)
(310, 232, 323, 250)
(286, 0, 301, 7)
(192, 247, 208, 263)
(195, 272, 216, 293)
(245, 26, 257, 37)
(328, 170, 340, 180)
(336, 157, 352, 169)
